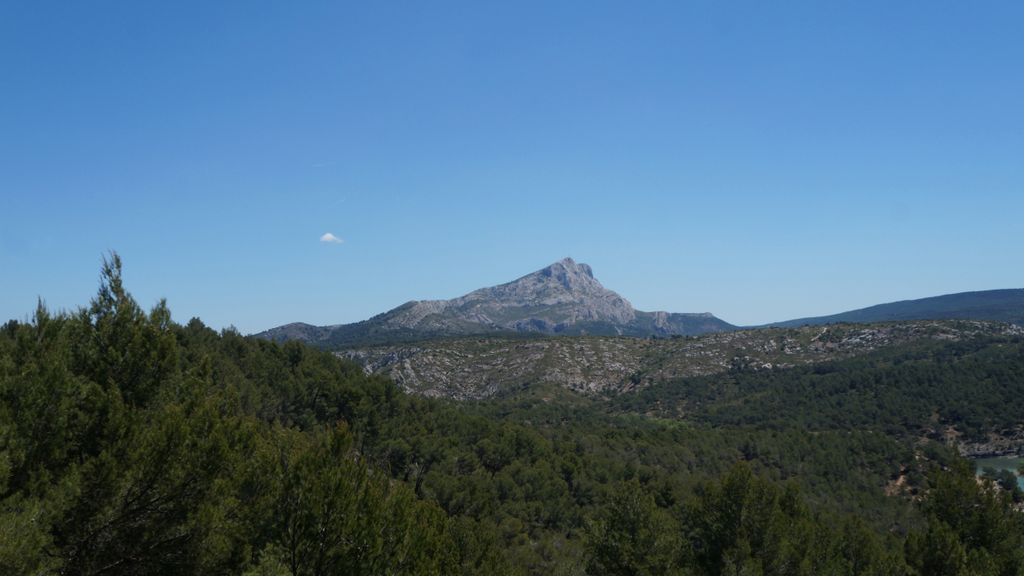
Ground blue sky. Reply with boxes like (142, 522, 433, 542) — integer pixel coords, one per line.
(2, 1, 1022, 332)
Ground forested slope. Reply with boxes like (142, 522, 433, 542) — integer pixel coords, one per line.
(616, 335, 1024, 446)
(772, 289, 1024, 328)
(0, 256, 461, 574)
(2, 256, 1023, 575)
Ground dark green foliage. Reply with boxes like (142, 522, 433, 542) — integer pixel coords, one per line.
(772, 288, 1024, 327)
(906, 461, 1024, 576)
(240, 424, 458, 575)
(2, 255, 1024, 575)
(586, 480, 681, 575)
(0, 256, 463, 575)
(617, 336, 1024, 442)
(682, 464, 906, 576)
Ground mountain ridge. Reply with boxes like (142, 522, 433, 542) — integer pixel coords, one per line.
(340, 319, 1024, 400)
(256, 257, 736, 347)
(769, 288, 1024, 328)
(256, 260, 1024, 348)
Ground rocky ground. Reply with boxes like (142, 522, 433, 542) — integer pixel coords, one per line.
(340, 319, 1023, 400)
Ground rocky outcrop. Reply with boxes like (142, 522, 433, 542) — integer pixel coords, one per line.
(257, 258, 736, 346)
(340, 319, 1023, 399)
(381, 258, 639, 331)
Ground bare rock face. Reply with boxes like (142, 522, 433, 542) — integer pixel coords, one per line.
(390, 257, 637, 331)
(256, 257, 735, 346)
(436, 255, 634, 327)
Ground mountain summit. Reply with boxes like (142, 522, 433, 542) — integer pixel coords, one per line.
(257, 258, 736, 347)
(438, 257, 637, 327)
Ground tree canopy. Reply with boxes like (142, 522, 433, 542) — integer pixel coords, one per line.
(2, 255, 1023, 575)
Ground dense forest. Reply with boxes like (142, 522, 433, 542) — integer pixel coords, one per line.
(615, 335, 1024, 442)
(2, 256, 1023, 575)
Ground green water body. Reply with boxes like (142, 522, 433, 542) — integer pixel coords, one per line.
(974, 456, 1024, 490)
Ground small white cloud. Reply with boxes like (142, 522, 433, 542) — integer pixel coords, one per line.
(320, 232, 344, 244)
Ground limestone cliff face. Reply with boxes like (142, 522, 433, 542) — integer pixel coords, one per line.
(385, 258, 637, 332)
(256, 258, 735, 346)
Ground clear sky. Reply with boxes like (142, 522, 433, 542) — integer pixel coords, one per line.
(2, 1, 1022, 332)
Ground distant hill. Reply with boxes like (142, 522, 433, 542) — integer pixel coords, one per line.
(341, 319, 1022, 400)
(771, 289, 1024, 328)
(256, 258, 736, 347)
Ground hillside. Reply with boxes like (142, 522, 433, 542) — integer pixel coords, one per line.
(615, 335, 1024, 455)
(5, 256, 1024, 575)
(772, 288, 1024, 328)
(257, 258, 736, 347)
(341, 320, 1023, 400)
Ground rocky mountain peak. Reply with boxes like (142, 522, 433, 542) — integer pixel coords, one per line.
(444, 258, 636, 327)
(256, 258, 737, 345)
(524, 257, 601, 294)
(537, 257, 595, 287)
